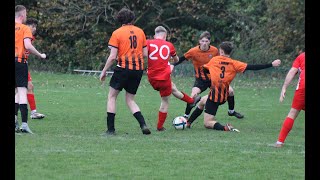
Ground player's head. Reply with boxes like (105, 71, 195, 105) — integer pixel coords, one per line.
(199, 31, 211, 51)
(116, 7, 135, 25)
(15, 5, 27, 23)
(219, 41, 234, 56)
(154, 26, 167, 40)
(26, 18, 38, 35)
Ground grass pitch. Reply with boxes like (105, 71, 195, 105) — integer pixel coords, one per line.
(15, 72, 305, 180)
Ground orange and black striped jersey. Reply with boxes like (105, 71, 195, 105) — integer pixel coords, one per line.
(203, 56, 247, 103)
(15, 23, 33, 63)
(108, 25, 147, 70)
(184, 45, 219, 81)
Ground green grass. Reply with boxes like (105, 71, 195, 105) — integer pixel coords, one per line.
(15, 72, 305, 180)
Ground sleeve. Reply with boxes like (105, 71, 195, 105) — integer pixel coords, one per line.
(203, 60, 213, 70)
(233, 60, 248, 73)
(245, 63, 272, 71)
(108, 32, 118, 49)
(173, 55, 186, 66)
(23, 26, 33, 40)
(141, 30, 147, 48)
(183, 48, 193, 60)
(170, 43, 177, 57)
(292, 54, 303, 68)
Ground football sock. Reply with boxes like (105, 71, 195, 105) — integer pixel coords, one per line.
(157, 111, 167, 129)
(107, 112, 115, 132)
(133, 111, 147, 128)
(213, 122, 225, 130)
(19, 104, 28, 123)
(188, 107, 203, 124)
(277, 117, 294, 143)
(181, 92, 194, 104)
(184, 105, 193, 117)
(15, 103, 19, 116)
(227, 95, 235, 111)
(27, 94, 37, 111)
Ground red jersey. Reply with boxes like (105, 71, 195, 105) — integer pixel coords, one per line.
(203, 56, 247, 103)
(184, 45, 219, 81)
(292, 52, 305, 90)
(108, 25, 147, 70)
(146, 39, 177, 80)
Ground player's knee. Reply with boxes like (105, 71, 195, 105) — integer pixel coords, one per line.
(204, 122, 211, 129)
(28, 83, 34, 91)
(199, 97, 207, 106)
(229, 90, 234, 96)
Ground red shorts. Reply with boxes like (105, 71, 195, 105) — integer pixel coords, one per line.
(28, 72, 32, 82)
(148, 78, 172, 97)
(291, 88, 305, 111)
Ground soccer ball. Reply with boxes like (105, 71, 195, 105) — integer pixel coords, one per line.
(172, 116, 188, 130)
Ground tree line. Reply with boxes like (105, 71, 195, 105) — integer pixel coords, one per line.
(17, 0, 304, 76)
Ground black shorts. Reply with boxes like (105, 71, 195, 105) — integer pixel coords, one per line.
(204, 98, 226, 116)
(193, 78, 211, 93)
(109, 66, 143, 95)
(15, 61, 28, 88)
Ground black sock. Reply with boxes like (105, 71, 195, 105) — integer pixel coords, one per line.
(213, 122, 225, 131)
(107, 112, 115, 132)
(184, 104, 193, 116)
(15, 103, 19, 116)
(188, 107, 203, 124)
(19, 104, 28, 123)
(227, 96, 235, 111)
(133, 111, 146, 128)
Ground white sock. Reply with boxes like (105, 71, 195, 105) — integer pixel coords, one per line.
(183, 114, 189, 118)
(31, 110, 37, 114)
(228, 110, 235, 114)
(22, 122, 28, 127)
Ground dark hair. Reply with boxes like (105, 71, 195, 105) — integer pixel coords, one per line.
(199, 31, 210, 40)
(26, 18, 38, 26)
(15, 5, 26, 17)
(116, 7, 135, 25)
(219, 41, 234, 55)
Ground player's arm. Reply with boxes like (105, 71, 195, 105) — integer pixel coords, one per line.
(24, 38, 46, 59)
(279, 67, 298, 102)
(100, 47, 118, 82)
(173, 55, 187, 66)
(143, 46, 148, 58)
(143, 46, 149, 70)
(244, 59, 281, 72)
(170, 55, 179, 72)
(172, 55, 179, 63)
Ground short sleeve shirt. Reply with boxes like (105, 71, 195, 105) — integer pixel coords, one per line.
(108, 25, 147, 70)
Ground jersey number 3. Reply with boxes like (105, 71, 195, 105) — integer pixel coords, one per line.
(220, 66, 225, 78)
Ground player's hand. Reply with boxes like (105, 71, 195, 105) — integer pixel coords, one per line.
(40, 53, 46, 59)
(272, 59, 281, 67)
(100, 70, 106, 82)
(279, 88, 286, 102)
(170, 64, 174, 72)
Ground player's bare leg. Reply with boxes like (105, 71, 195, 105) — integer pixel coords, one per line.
(27, 81, 45, 119)
(126, 92, 151, 135)
(204, 112, 239, 132)
(227, 86, 244, 119)
(274, 108, 300, 148)
(187, 95, 207, 128)
(183, 87, 201, 119)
